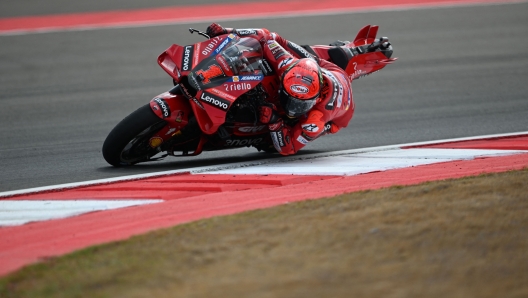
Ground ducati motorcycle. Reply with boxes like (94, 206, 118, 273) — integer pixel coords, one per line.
(102, 25, 396, 166)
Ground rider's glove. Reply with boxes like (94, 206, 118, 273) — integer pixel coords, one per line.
(206, 23, 227, 38)
(268, 118, 284, 132)
(259, 103, 280, 124)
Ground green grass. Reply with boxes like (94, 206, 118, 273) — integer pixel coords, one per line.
(1, 169, 528, 298)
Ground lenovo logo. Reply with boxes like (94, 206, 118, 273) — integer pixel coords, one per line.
(200, 92, 229, 111)
(181, 45, 193, 71)
(154, 98, 170, 118)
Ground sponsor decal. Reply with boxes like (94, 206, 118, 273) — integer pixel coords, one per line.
(201, 36, 222, 56)
(230, 75, 263, 82)
(200, 91, 230, 111)
(188, 74, 201, 90)
(297, 135, 309, 145)
(267, 40, 280, 50)
(209, 88, 237, 100)
(323, 70, 340, 110)
(225, 138, 263, 146)
(165, 127, 177, 135)
(196, 65, 224, 84)
(270, 132, 282, 152)
(175, 111, 184, 122)
(349, 61, 367, 80)
(236, 29, 257, 35)
(301, 76, 313, 84)
(287, 41, 315, 59)
(216, 55, 231, 72)
(290, 84, 309, 94)
(180, 84, 193, 98)
(154, 98, 170, 118)
(181, 45, 194, 71)
(259, 59, 274, 75)
(276, 130, 285, 147)
(191, 97, 205, 110)
(238, 125, 266, 133)
(193, 43, 201, 67)
(302, 123, 319, 133)
(273, 49, 286, 60)
(271, 47, 281, 55)
(224, 82, 252, 92)
(149, 137, 163, 148)
(213, 34, 235, 55)
(278, 57, 294, 69)
(337, 73, 352, 110)
(240, 75, 263, 81)
(345, 89, 351, 111)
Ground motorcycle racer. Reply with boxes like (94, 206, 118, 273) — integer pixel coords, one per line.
(207, 23, 355, 156)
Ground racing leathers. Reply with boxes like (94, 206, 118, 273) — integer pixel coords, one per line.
(211, 25, 355, 155)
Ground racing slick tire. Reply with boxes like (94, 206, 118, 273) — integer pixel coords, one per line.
(102, 103, 166, 167)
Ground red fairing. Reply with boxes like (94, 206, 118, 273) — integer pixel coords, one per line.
(148, 91, 193, 144)
(149, 92, 192, 125)
(158, 44, 184, 82)
(166, 34, 267, 135)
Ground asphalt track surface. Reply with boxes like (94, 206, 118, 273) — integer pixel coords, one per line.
(1, 1, 527, 192)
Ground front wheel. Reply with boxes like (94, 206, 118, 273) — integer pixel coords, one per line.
(102, 104, 167, 167)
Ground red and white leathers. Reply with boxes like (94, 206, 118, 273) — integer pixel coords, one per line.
(233, 28, 355, 155)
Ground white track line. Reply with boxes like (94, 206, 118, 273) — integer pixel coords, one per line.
(204, 148, 526, 175)
(0, 199, 163, 226)
(0, 131, 527, 198)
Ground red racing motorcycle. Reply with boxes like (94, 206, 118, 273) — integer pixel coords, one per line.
(102, 25, 396, 166)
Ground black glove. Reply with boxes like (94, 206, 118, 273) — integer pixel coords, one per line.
(206, 23, 227, 38)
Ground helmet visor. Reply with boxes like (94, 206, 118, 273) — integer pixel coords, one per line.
(280, 88, 317, 117)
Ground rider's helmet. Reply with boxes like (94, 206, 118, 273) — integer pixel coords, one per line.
(279, 58, 323, 117)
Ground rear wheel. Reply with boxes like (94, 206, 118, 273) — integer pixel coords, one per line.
(102, 104, 166, 167)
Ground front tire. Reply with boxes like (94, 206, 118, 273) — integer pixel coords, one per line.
(102, 104, 166, 167)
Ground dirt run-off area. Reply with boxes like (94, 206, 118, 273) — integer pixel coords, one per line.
(1, 169, 527, 298)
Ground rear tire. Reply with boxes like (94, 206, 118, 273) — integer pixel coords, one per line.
(102, 104, 166, 167)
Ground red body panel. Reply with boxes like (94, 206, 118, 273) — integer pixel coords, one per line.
(148, 92, 192, 146)
(157, 34, 267, 135)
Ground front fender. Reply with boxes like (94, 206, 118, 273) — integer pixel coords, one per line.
(149, 91, 192, 127)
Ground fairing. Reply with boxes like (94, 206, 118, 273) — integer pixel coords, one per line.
(158, 34, 267, 134)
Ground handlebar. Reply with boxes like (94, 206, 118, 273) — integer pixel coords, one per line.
(368, 37, 391, 52)
(189, 28, 210, 39)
